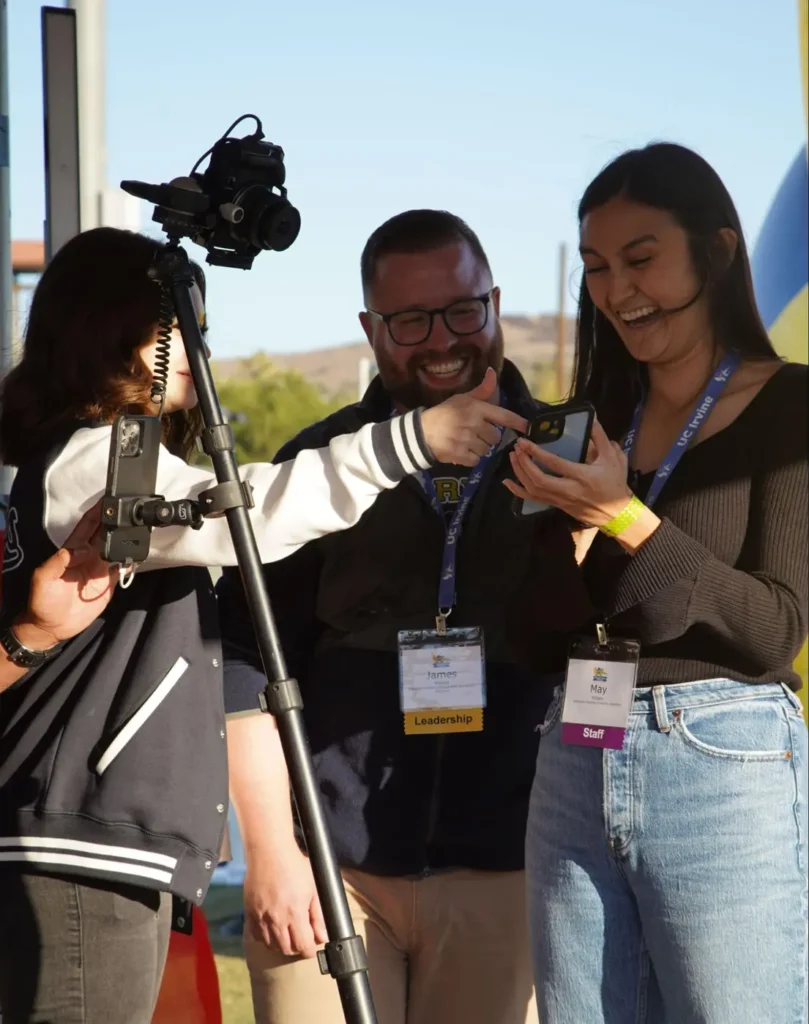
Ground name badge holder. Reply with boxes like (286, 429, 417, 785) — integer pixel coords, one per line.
(562, 353, 741, 750)
(399, 625, 486, 735)
(561, 623, 640, 749)
(397, 430, 502, 736)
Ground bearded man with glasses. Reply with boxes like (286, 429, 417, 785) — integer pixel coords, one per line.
(217, 210, 593, 1024)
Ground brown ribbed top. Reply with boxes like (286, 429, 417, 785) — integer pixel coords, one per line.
(584, 362, 808, 689)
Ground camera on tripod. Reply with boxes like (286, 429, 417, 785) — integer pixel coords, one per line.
(102, 115, 296, 570)
(121, 114, 301, 270)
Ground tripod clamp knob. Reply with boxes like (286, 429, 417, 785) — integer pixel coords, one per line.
(317, 935, 369, 980)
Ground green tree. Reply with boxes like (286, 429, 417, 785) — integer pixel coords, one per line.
(214, 354, 346, 463)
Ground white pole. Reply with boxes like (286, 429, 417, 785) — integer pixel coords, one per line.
(68, 0, 106, 231)
(0, 0, 15, 502)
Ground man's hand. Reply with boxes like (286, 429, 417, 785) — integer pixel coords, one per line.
(227, 714, 326, 959)
(421, 367, 528, 466)
(13, 504, 116, 651)
(244, 844, 327, 959)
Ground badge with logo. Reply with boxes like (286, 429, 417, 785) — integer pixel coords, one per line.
(398, 626, 485, 735)
(560, 624, 639, 749)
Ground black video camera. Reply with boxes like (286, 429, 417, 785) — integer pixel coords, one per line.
(122, 115, 300, 270)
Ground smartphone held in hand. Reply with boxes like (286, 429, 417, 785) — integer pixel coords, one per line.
(512, 400, 595, 517)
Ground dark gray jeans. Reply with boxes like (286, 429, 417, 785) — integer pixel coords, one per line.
(0, 871, 172, 1024)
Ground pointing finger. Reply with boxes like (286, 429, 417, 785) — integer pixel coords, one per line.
(480, 404, 528, 434)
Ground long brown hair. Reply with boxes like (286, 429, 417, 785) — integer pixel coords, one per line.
(0, 227, 206, 466)
(570, 143, 779, 440)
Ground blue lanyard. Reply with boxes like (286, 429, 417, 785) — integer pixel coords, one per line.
(622, 353, 740, 508)
(421, 437, 501, 630)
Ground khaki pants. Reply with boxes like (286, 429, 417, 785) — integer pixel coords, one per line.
(245, 867, 539, 1024)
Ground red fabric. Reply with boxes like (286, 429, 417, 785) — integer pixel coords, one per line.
(152, 907, 222, 1023)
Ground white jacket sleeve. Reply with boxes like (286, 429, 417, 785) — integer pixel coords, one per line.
(43, 411, 433, 568)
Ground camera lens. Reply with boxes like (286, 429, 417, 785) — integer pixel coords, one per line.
(233, 185, 301, 252)
(120, 421, 142, 457)
(530, 416, 564, 444)
(257, 201, 301, 252)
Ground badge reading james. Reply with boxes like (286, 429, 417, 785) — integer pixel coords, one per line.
(397, 627, 486, 735)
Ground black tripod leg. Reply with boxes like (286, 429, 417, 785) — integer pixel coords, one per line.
(160, 245, 378, 1024)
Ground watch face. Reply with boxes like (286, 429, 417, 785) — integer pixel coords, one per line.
(0, 626, 50, 669)
(16, 646, 45, 669)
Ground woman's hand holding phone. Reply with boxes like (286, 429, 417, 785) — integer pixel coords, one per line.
(505, 418, 662, 554)
(505, 418, 633, 528)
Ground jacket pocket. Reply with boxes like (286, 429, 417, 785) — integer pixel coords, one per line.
(95, 657, 189, 775)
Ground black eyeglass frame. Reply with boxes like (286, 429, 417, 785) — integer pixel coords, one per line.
(365, 291, 494, 347)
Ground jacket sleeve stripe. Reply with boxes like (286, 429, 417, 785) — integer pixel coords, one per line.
(371, 410, 433, 482)
(405, 408, 433, 468)
(398, 415, 419, 470)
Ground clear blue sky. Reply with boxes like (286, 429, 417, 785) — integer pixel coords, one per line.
(8, 0, 806, 359)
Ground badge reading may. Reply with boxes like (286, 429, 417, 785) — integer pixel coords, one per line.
(560, 632, 639, 749)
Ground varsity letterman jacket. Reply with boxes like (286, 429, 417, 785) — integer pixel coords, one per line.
(0, 410, 432, 906)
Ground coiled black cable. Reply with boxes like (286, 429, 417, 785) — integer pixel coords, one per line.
(150, 283, 173, 415)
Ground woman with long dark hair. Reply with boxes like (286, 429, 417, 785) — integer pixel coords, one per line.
(0, 227, 523, 1024)
(507, 143, 808, 1023)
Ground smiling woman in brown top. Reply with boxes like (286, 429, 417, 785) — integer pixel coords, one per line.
(508, 143, 808, 1024)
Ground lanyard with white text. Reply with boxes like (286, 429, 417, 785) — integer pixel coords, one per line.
(622, 353, 740, 508)
(420, 440, 500, 634)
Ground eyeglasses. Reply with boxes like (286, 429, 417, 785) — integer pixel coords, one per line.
(366, 292, 492, 347)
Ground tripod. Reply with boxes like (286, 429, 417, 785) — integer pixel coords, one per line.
(157, 241, 377, 1024)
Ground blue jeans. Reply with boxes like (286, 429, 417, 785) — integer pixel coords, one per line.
(526, 679, 808, 1024)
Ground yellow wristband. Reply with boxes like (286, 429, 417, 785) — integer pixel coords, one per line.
(599, 495, 646, 537)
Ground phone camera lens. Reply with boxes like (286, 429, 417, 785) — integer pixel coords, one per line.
(120, 422, 142, 457)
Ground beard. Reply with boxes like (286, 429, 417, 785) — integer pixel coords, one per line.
(375, 321, 505, 409)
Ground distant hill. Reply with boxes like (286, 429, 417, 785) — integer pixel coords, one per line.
(211, 313, 577, 397)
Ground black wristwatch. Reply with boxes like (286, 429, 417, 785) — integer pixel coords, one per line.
(0, 622, 62, 669)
